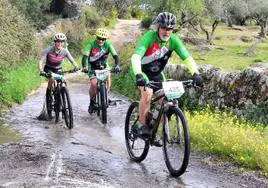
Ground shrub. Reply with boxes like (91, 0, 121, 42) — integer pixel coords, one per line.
(130, 6, 145, 19)
(0, 1, 37, 72)
(9, 0, 52, 30)
(84, 6, 101, 28)
(141, 16, 154, 29)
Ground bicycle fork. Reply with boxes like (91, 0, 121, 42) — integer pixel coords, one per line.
(163, 100, 182, 144)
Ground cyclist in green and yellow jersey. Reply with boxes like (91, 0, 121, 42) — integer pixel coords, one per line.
(130, 12, 203, 139)
(82, 28, 121, 113)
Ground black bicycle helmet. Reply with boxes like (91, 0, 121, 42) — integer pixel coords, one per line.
(156, 12, 176, 29)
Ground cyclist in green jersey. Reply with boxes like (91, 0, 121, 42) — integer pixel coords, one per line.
(130, 12, 203, 141)
(82, 28, 121, 113)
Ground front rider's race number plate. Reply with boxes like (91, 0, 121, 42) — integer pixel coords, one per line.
(51, 73, 64, 81)
(95, 70, 109, 81)
(162, 81, 185, 100)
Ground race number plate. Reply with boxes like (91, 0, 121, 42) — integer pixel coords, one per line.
(95, 70, 109, 81)
(51, 73, 64, 81)
(162, 81, 185, 100)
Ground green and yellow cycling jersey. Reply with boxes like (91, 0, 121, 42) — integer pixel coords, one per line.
(131, 30, 198, 79)
(83, 39, 117, 70)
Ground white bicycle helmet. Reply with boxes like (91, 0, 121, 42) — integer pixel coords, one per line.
(155, 12, 176, 29)
(53, 33, 67, 42)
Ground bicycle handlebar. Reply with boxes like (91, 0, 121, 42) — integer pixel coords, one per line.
(40, 68, 79, 79)
(146, 79, 194, 87)
(81, 68, 121, 75)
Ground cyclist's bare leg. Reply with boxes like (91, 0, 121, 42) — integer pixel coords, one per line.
(107, 73, 111, 91)
(47, 78, 54, 90)
(89, 78, 97, 100)
(138, 87, 153, 125)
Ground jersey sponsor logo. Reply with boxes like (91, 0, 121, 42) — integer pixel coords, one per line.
(89, 48, 107, 62)
(142, 42, 169, 65)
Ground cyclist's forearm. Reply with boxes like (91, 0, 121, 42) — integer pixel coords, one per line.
(113, 55, 119, 66)
(68, 56, 78, 67)
(131, 54, 142, 75)
(82, 55, 88, 68)
(183, 56, 199, 75)
(38, 55, 46, 71)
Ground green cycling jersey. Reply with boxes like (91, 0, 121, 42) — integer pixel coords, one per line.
(83, 39, 118, 70)
(131, 30, 198, 78)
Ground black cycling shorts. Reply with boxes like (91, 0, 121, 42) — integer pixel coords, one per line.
(44, 65, 63, 74)
(146, 72, 164, 93)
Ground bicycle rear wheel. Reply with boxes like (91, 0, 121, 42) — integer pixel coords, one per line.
(99, 83, 107, 124)
(163, 107, 190, 177)
(125, 102, 149, 162)
(61, 87, 73, 129)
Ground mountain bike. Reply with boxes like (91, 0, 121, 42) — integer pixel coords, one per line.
(125, 79, 193, 177)
(40, 69, 77, 129)
(94, 69, 109, 124)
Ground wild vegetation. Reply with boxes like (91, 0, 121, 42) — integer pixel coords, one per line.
(111, 39, 268, 174)
(0, 1, 39, 108)
(1, 0, 268, 176)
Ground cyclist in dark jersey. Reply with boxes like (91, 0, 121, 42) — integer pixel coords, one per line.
(81, 28, 121, 113)
(130, 12, 203, 141)
(39, 33, 79, 118)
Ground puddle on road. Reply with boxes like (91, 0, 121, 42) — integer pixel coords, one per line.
(0, 125, 21, 144)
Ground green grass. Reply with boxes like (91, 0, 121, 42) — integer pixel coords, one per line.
(187, 108, 268, 174)
(0, 60, 43, 106)
(174, 25, 268, 72)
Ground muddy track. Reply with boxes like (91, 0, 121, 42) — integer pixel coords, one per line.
(0, 19, 267, 187)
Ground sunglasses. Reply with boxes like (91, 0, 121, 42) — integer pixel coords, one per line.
(97, 37, 106, 41)
(160, 27, 173, 31)
(55, 40, 65, 43)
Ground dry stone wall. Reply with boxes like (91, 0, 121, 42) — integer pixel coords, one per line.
(165, 63, 268, 124)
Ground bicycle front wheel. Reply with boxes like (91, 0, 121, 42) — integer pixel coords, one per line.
(61, 87, 73, 129)
(99, 83, 107, 124)
(163, 107, 190, 177)
(54, 87, 61, 123)
(125, 102, 149, 162)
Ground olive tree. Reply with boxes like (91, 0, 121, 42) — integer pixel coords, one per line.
(223, 0, 249, 27)
(133, 0, 206, 28)
(199, 0, 224, 42)
(92, 0, 134, 18)
(248, 0, 268, 37)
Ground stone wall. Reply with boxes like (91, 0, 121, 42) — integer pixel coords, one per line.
(165, 63, 268, 124)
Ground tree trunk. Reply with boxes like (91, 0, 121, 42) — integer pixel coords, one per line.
(227, 17, 232, 28)
(200, 22, 210, 41)
(210, 19, 219, 41)
(259, 21, 266, 38)
(200, 19, 219, 43)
